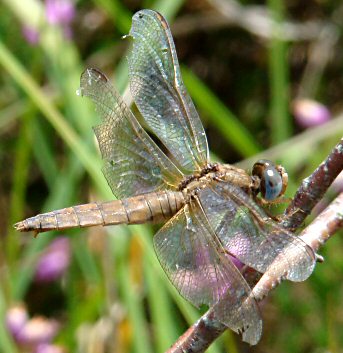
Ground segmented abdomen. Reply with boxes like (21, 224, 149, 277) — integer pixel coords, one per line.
(15, 191, 185, 233)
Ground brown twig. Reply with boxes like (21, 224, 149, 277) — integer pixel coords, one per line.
(299, 192, 343, 252)
(253, 192, 343, 302)
(207, 0, 328, 41)
(171, 0, 332, 41)
(165, 310, 226, 353)
(282, 138, 343, 230)
(166, 138, 343, 353)
(296, 25, 339, 99)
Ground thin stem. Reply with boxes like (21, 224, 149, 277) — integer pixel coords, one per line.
(267, 0, 291, 144)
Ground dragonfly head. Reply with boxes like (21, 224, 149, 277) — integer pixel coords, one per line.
(252, 160, 288, 202)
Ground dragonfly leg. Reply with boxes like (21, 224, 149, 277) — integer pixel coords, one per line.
(315, 253, 324, 263)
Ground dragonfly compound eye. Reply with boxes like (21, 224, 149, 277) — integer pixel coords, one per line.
(252, 159, 288, 201)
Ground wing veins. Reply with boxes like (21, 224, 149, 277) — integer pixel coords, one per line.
(205, 181, 315, 281)
(80, 68, 183, 198)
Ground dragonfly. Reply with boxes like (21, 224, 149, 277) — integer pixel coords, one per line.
(15, 9, 316, 345)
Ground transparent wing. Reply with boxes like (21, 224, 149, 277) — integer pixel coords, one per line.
(153, 202, 262, 345)
(127, 9, 209, 173)
(198, 182, 316, 282)
(79, 68, 183, 199)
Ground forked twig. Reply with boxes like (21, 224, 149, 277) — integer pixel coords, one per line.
(282, 138, 343, 230)
(253, 192, 343, 302)
(166, 138, 343, 353)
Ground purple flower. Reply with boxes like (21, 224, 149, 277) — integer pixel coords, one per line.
(6, 304, 28, 339)
(6, 305, 60, 349)
(35, 343, 66, 353)
(45, 0, 75, 25)
(16, 317, 59, 345)
(45, 0, 75, 39)
(22, 25, 40, 45)
(35, 237, 71, 282)
(292, 99, 331, 128)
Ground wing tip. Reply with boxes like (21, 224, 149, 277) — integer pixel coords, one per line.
(241, 319, 263, 345)
(80, 68, 109, 88)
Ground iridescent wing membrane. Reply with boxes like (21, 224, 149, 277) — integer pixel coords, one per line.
(79, 9, 263, 343)
(154, 200, 262, 344)
(127, 9, 263, 341)
(198, 182, 316, 282)
(79, 9, 315, 345)
(128, 10, 209, 174)
(79, 68, 183, 199)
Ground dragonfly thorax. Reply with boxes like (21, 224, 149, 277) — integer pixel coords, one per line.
(180, 163, 258, 202)
(177, 163, 220, 191)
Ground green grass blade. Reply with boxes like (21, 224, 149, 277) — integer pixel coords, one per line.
(73, 236, 101, 284)
(0, 288, 17, 353)
(0, 100, 26, 131)
(144, 244, 179, 352)
(112, 231, 153, 353)
(7, 112, 32, 266)
(12, 155, 87, 299)
(30, 117, 59, 189)
(0, 40, 106, 194)
(93, 0, 132, 34)
(268, 0, 292, 144)
(152, 0, 185, 20)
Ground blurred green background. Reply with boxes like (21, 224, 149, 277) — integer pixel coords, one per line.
(1, 0, 343, 352)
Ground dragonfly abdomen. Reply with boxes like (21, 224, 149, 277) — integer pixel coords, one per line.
(14, 191, 185, 234)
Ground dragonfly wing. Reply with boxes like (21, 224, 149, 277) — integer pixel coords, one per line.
(154, 202, 262, 344)
(199, 182, 316, 282)
(128, 10, 209, 173)
(79, 68, 183, 199)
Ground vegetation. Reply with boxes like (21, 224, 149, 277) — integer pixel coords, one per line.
(1, 0, 342, 352)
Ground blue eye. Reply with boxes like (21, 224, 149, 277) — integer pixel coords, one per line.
(252, 160, 288, 201)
